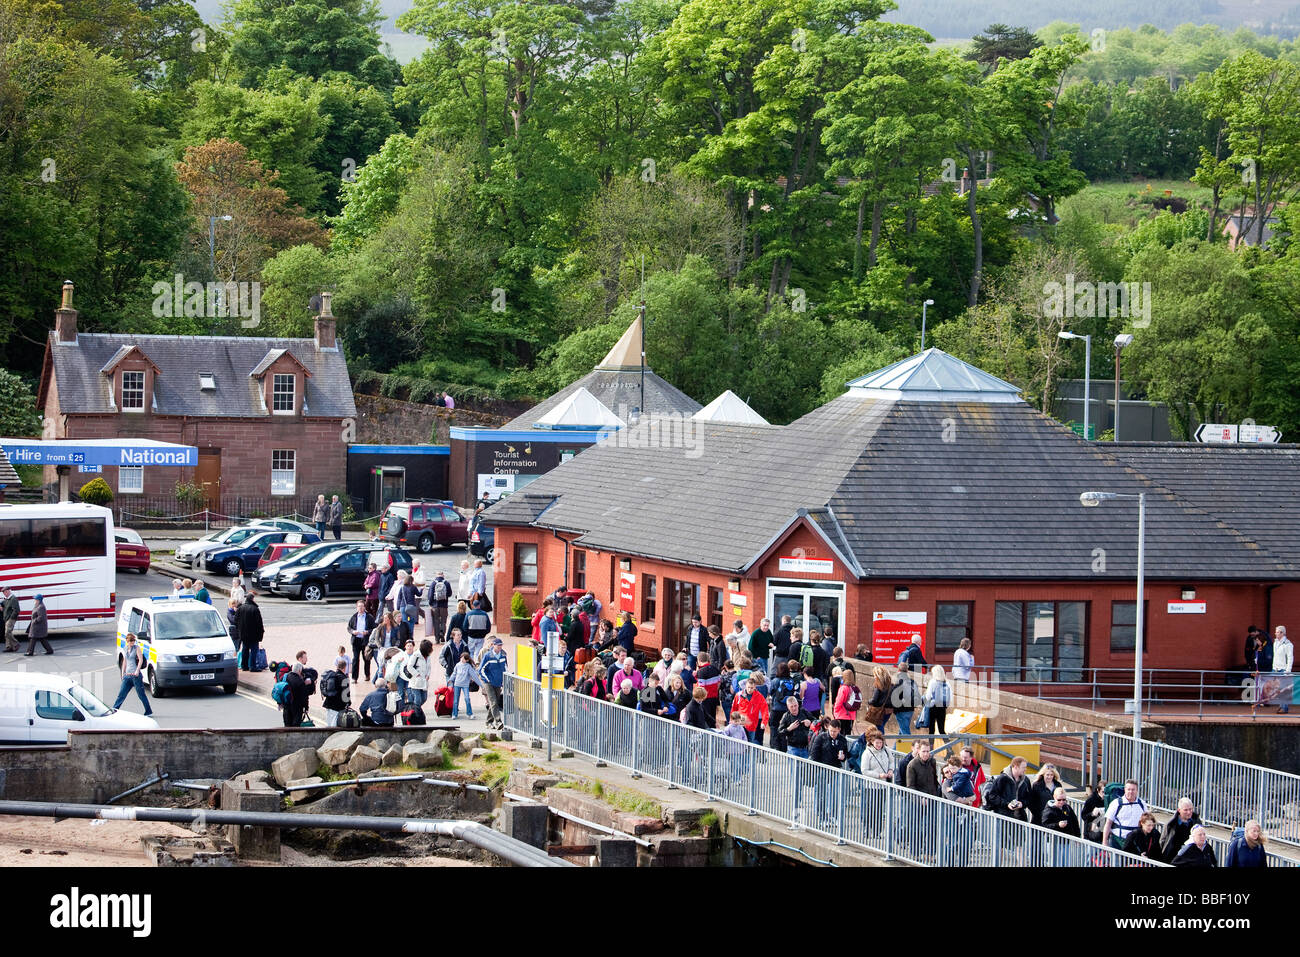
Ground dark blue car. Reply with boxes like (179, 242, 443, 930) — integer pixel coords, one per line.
(204, 530, 321, 576)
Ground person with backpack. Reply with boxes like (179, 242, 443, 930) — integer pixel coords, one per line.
(922, 665, 953, 740)
(766, 662, 797, 750)
(864, 666, 892, 733)
(321, 656, 351, 727)
(1224, 820, 1268, 867)
(1102, 779, 1149, 851)
(890, 667, 920, 737)
(832, 666, 862, 735)
(294, 650, 318, 700)
(278, 663, 310, 727)
(897, 634, 927, 672)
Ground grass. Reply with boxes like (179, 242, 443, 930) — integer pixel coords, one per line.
(552, 778, 662, 818)
(699, 811, 718, 830)
(1058, 178, 1216, 228)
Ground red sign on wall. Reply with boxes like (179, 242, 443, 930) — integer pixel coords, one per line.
(872, 611, 927, 664)
(619, 572, 635, 613)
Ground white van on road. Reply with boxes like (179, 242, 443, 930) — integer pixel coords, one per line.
(0, 672, 158, 744)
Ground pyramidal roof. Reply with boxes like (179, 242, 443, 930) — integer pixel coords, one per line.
(532, 387, 626, 430)
(692, 390, 769, 425)
(846, 348, 1023, 403)
(595, 315, 643, 371)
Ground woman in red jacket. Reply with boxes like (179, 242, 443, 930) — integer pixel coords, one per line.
(833, 666, 863, 735)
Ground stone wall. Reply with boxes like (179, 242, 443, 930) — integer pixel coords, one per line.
(354, 393, 516, 445)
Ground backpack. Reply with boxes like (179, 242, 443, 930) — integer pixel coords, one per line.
(271, 680, 291, 707)
(799, 643, 815, 669)
(272, 661, 292, 682)
(433, 578, 451, 602)
(319, 670, 341, 699)
(301, 667, 318, 696)
(401, 704, 426, 726)
(892, 674, 919, 709)
(929, 680, 952, 708)
(847, 733, 868, 773)
(338, 708, 361, 728)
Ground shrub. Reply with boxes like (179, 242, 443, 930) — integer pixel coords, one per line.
(174, 481, 205, 512)
(77, 477, 113, 506)
(511, 591, 529, 619)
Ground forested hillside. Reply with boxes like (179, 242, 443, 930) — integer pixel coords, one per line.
(3, 0, 1300, 441)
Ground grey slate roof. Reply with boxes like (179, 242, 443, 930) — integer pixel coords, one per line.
(502, 368, 701, 431)
(47, 333, 356, 419)
(487, 386, 1300, 580)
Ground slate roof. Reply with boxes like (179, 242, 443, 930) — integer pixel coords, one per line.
(486, 350, 1300, 581)
(44, 333, 355, 419)
(532, 387, 625, 430)
(693, 390, 769, 425)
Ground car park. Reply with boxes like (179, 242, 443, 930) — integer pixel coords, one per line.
(116, 597, 238, 696)
(0, 672, 158, 743)
(114, 527, 151, 573)
(204, 530, 319, 576)
(245, 517, 317, 535)
(378, 500, 467, 553)
(173, 522, 277, 567)
(250, 539, 355, 592)
(273, 544, 411, 601)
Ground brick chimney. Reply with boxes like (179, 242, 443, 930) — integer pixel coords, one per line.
(313, 290, 336, 350)
(55, 280, 78, 344)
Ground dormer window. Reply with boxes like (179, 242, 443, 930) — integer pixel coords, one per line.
(272, 374, 295, 414)
(122, 371, 145, 411)
(199, 373, 216, 391)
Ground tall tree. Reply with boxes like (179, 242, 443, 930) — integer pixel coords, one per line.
(966, 23, 1042, 72)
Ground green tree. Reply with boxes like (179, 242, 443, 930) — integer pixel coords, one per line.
(260, 245, 333, 337)
(0, 370, 40, 437)
(966, 23, 1042, 72)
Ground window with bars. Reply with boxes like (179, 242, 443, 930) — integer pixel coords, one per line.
(272, 374, 295, 413)
(270, 449, 296, 495)
(121, 371, 145, 411)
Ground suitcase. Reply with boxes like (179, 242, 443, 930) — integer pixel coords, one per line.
(433, 686, 454, 717)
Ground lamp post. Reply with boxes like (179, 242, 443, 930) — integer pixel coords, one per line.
(1059, 330, 1092, 440)
(1080, 490, 1146, 782)
(208, 214, 232, 279)
(1113, 334, 1133, 441)
(920, 299, 935, 350)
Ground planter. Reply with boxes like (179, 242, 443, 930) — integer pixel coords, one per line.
(510, 617, 531, 638)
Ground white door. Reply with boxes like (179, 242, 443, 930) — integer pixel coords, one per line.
(0, 688, 31, 743)
(30, 688, 88, 743)
(765, 580, 846, 646)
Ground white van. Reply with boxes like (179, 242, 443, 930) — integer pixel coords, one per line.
(0, 672, 158, 744)
(117, 597, 239, 696)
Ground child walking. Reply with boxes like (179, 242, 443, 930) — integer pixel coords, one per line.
(451, 651, 476, 718)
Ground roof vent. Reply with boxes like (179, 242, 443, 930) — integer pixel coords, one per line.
(199, 373, 216, 391)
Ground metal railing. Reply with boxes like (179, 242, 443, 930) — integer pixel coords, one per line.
(503, 674, 1164, 867)
(1100, 730, 1300, 850)
(979, 664, 1291, 718)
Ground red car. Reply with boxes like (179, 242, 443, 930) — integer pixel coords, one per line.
(114, 528, 151, 573)
(258, 541, 307, 567)
(378, 500, 468, 553)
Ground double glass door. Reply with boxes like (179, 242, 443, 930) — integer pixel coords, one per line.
(767, 580, 844, 647)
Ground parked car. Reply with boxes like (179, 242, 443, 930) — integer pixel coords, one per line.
(114, 527, 151, 574)
(246, 517, 317, 535)
(258, 541, 307, 568)
(250, 539, 357, 592)
(117, 597, 238, 696)
(274, 545, 412, 602)
(467, 515, 495, 562)
(174, 522, 277, 567)
(378, 500, 467, 553)
(0, 672, 158, 744)
(203, 530, 320, 577)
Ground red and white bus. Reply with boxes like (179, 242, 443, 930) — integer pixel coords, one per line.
(0, 503, 116, 631)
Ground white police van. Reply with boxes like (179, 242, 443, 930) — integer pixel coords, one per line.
(116, 597, 238, 697)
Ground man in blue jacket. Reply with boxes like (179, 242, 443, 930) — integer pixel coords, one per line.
(479, 638, 509, 729)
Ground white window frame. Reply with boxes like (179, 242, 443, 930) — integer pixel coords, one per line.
(272, 374, 295, 414)
(270, 449, 296, 496)
(118, 466, 144, 495)
(121, 371, 145, 412)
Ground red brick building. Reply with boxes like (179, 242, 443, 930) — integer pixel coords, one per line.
(486, 350, 1300, 688)
(36, 283, 355, 512)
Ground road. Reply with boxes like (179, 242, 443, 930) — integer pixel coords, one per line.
(0, 542, 490, 730)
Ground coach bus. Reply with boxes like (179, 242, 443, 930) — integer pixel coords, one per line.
(0, 503, 116, 631)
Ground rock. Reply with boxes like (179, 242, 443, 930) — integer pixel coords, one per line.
(427, 730, 462, 751)
(233, 770, 274, 789)
(381, 745, 403, 767)
(368, 739, 386, 753)
(402, 742, 446, 769)
(271, 747, 320, 788)
(484, 732, 501, 742)
(317, 730, 364, 767)
(470, 748, 490, 758)
(347, 745, 383, 776)
(286, 776, 327, 801)
(458, 736, 482, 753)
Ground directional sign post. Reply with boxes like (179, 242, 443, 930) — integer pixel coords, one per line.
(1239, 424, 1280, 444)
(1195, 423, 1238, 444)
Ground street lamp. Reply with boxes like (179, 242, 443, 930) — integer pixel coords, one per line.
(1059, 330, 1092, 440)
(920, 299, 935, 350)
(209, 214, 232, 279)
(1113, 334, 1133, 441)
(1080, 489, 1146, 783)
